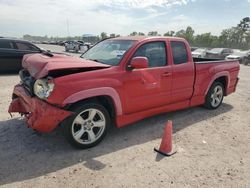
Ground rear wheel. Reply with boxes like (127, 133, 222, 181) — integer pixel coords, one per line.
(62, 103, 110, 149)
(204, 82, 224, 109)
(244, 59, 249, 65)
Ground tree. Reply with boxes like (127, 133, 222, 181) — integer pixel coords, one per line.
(164, 31, 175, 36)
(194, 33, 217, 48)
(174, 29, 186, 38)
(130, 31, 138, 36)
(236, 17, 250, 49)
(148, 31, 158, 36)
(110, 33, 116, 38)
(174, 26, 194, 44)
(138, 32, 145, 36)
(185, 26, 195, 44)
(100, 32, 108, 40)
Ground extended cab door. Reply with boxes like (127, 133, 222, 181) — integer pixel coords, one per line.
(123, 41, 172, 114)
(170, 40, 195, 103)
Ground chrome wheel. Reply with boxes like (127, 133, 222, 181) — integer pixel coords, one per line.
(210, 85, 223, 108)
(71, 108, 106, 145)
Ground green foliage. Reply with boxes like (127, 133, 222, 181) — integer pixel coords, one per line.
(182, 17, 250, 49)
(130, 32, 145, 36)
(164, 31, 175, 36)
(148, 31, 160, 36)
(100, 32, 108, 40)
(130, 31, 138, 36)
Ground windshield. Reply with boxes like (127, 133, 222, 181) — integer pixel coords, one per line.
(81, 39, 135, 66)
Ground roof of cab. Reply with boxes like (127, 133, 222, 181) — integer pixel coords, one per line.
(109, 36, 185, 42)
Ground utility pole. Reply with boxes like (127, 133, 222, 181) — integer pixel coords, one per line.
(67, 19, 70, 37)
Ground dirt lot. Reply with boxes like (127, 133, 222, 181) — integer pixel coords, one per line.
(0, 45, 250, 188)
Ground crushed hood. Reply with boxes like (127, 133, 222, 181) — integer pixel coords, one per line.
(22, 53, 111, 79)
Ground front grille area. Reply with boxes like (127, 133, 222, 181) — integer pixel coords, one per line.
(19, 69, 35, 96)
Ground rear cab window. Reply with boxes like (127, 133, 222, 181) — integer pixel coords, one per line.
(133, 41, 167, 68)
(170, 41, 188, 65)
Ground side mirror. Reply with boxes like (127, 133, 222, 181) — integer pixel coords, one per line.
(129, 57, 148, 70)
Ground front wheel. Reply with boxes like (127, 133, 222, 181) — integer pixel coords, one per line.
(204, 82, 224, 109)
(62, 103, 110, 149)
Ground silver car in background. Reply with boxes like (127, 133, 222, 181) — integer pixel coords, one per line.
(65, 40, 90, 53)
(206, 48, 233, 59)
(226, 50, 250, 65)
(191, 48, 208, 58)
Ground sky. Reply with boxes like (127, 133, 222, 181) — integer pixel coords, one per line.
(0, 0, 250, 37)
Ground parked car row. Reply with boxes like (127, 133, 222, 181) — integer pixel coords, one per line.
(33, 40, 66, 46)
(191, 47, 250, 65)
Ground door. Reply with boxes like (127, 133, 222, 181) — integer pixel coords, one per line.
(0, 40, 21, 72)
(123, 41, 172, 114)
(170, 41, 195, 103)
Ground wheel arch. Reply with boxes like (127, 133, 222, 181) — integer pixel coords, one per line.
(62, 87, 122, 123)
(205, 72, 230, 96)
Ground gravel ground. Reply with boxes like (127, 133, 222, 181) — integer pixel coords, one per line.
(0, 45, 250, 188)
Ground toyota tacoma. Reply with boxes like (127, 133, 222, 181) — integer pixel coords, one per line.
(8, 36, 240, 149)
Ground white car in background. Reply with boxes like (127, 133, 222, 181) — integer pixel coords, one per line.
(191, 48, 208, 58)
(65, 41, 90, 53)
(226, 50, 250, 64)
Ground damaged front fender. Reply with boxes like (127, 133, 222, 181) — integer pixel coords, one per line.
(8, 85, 73, 132)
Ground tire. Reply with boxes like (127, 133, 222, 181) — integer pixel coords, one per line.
(62, 102, 111, 149)
(244, 59, 249, 65)
(204, 82, 224, 110)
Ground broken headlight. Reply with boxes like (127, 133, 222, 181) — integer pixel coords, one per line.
(33, 77, 55, 99)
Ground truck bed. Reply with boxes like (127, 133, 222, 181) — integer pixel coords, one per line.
(193, 57, 224, 63)
(192, 58, 240, 105)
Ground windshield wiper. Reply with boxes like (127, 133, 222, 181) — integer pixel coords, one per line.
(41, 50, 54, 57)
(87, 58, 103, 63)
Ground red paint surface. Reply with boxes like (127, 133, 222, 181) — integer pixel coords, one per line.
(9, 37, 240, 132)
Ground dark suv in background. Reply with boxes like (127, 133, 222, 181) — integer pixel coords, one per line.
(0, 38, 43, 73)
(206, 48, 233, 59)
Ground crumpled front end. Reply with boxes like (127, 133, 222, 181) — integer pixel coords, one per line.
(8, 85, 73, 132)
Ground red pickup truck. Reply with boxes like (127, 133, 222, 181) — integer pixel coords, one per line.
(8, 36, 240, 149)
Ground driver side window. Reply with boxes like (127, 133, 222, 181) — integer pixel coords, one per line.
(133, 41, 167, 68)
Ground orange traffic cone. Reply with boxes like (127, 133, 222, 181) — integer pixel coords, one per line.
(154, 120, 177, 156)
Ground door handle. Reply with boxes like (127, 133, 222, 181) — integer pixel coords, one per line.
(162, 72, 172, 77)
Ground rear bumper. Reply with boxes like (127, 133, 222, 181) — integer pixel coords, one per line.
(8, 85, 73, 132)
